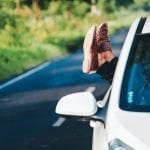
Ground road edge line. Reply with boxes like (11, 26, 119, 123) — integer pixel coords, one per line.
(0, 61, 50, 90)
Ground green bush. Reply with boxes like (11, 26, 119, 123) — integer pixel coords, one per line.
(71, 1, 90, 18)
(0, 45, 65, 81)
(0, 0, 15, 9)
(0, 11, 18, 29)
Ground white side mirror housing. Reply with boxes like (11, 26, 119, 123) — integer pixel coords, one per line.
(56, 92, 98, 117)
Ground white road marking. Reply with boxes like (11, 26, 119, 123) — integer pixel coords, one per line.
(0, 54, 70, 90)
(0, 61, 51, 90)
(85, 86, 96, 93)
(52, 117, 66, 127)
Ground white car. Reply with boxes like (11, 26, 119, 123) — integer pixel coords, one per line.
(55, 16, 150, 150)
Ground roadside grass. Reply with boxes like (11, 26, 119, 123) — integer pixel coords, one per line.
(0, 6, 149, 81)
(0, 45, 66, 81)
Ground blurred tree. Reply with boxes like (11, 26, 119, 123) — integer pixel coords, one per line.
(0, 0, 15, 9)
(32, 0, 39, 9)
(98, 0, 115, 13)
(32, 0, 41, 18)
(91, 0, 97, 14)
(15, 0, 20, 9)
(134, 0, 150, 9)
(114, 0, 134, 7)
(15, 0, 21, 13)
(97, 0, 135, 13)
(22, 0, 51, 9)
(90, 0, 102, 15)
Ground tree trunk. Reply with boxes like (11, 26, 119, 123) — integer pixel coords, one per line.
(15, 0, 21, 12)
(32, 0, 41, 19)
(91, 0, 98, 15)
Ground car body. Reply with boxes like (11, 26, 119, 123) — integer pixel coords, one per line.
(106, 16, 150, 150)
(56, 16, 150, 150)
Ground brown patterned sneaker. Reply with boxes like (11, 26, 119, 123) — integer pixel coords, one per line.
(96, 23, 112, 52)
(82, 25, 98, 73)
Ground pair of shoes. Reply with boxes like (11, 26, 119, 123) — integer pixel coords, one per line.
(82, 23, 111, 74)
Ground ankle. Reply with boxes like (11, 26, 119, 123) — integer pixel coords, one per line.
(102, 51, 115, 62)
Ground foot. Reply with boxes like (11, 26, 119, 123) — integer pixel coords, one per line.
(82, 23, 114, 74)
(96, 23, 112, 52)
(96, 23, 114, 63)
(82, 25, 98, 73)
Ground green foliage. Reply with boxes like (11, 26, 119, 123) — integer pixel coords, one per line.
(0, 0, 15, 9)
(114, 0, 134, 7)
(133, 0, 150, 10)
(48, 0, 90, 17)
(134, 0, 150, 6)
(0, 12, 18, 29)
(97, 0, 134, 13)
(23, 0, 51, 9)
(69, 1, 90, 17)
(98, 0, 115, 13)
(0, 45, 65, 81)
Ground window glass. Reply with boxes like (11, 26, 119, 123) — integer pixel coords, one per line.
(120, 34, 150, 112)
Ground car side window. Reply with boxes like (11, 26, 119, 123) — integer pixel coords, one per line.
(120, 33, 150, 112)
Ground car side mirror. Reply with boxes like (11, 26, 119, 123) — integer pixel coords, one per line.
(55, 92, 98, 117)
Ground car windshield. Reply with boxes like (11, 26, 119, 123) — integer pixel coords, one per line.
(120, 33, 150, 112)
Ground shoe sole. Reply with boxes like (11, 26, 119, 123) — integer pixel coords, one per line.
(83, 25, 98, 73)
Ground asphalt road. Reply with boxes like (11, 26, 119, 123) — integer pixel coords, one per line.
(0, 29, 128, 150)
